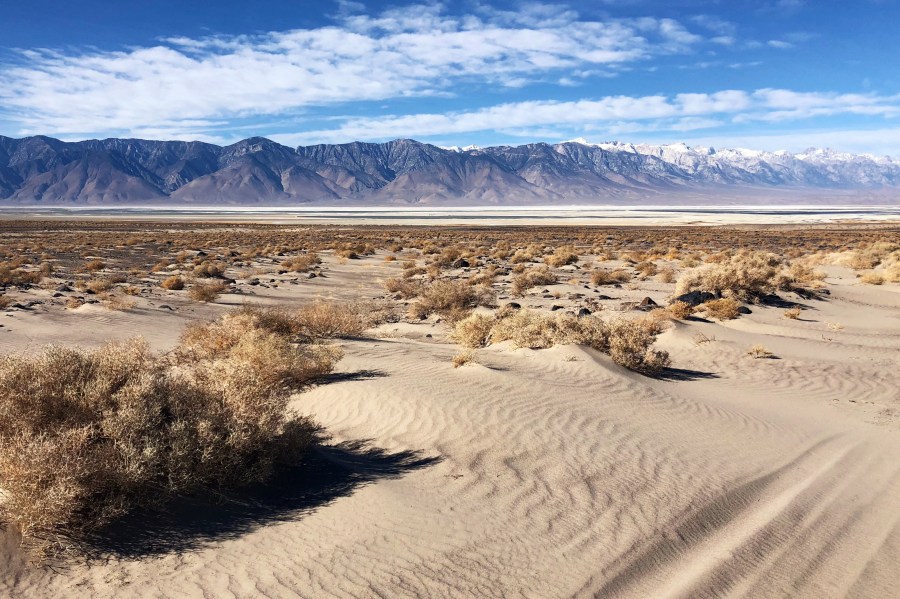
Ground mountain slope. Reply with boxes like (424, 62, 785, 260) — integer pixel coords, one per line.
(0, 135, 898, 205)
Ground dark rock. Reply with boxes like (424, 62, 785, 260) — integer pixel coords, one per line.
(52, 292, 63, 298)
(550, 305, 564, 311)
(158, 305, 175, 311)
(672, 291, 716, 307)
(596, 294, 612, 300)
(425, 333, 433, 338)
(451, 258, 470, 268)
(308, 272, 317, 279)
(248, 278, 260, 286)
(577, 308, 592, 317)
(738, 306, 752, 314)
(506, 302, 521, 310)
(196, 250, 207, 257)
(638, 297, 658, 310)
(55, 284, 72, 292)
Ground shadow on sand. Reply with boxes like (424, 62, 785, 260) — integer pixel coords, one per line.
(80, 440, 439, 562)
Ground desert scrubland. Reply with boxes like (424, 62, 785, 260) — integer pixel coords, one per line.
(0, 220, 898, 598)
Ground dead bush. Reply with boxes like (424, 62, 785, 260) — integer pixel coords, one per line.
(544, 245, 579, 267)
(189, 280, 227, 302)
(667, 300, 694, 319)
(674, 251, 800, 299)
(413, 280, 496, 317)
(161, 275, 185, 290)
(590, 268, 631, 286)
(701, 298, 741, 320)
(511, 266, 558, 296)
(450, 313, 496, 348)
(0, 312, 339, 560)
(281, 253, 320, 272)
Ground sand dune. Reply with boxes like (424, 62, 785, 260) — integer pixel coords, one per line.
(0, 250, 898, 598)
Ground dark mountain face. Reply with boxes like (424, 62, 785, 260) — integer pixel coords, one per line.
(0, 135, 898, 205)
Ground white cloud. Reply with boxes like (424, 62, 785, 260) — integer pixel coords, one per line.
(268, 88, 900, 145)
(0, 3, 707, 138)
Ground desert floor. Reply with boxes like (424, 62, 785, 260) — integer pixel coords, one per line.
(0, 221, 898, 598)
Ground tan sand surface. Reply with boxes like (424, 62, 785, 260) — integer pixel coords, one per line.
(0, 242, 898, 598)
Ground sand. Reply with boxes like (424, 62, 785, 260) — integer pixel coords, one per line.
(1, 245, 899, 598)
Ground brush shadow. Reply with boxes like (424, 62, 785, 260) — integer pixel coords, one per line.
(80, 440, 439, 562)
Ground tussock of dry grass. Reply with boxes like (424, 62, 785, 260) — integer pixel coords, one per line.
(452, 309, 670, 372)
(511, 266, 558, 296)
(160, 275, 185, 290)
(0, 305, 350, 561)
(280, 253, 320, 272)
(674, 251, 819, 299)
(544, 245, 579, 267)
(189, 280, 227, 302)
(701, 298, 741, 321)
(590, 268, 631, 286)
(411, 280, 496, 318)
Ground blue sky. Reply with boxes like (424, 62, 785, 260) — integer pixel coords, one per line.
(1, 0, 899, 154)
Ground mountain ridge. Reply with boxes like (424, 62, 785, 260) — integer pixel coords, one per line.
(0, 135, 898, 205)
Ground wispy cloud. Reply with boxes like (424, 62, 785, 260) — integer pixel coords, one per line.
(0, 3, 708, 138)
(268, 89, 900, 145)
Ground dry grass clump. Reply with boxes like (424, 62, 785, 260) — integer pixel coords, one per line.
(293, 302, 366, 340)
(657, 266, 676, 284)
(280, 253, 320, 272)
(189, 280, 227, 302)
(193, 261, 225, 278)
(411, 280, 496, 318)
(81, 258, 106, 273)
(453, 309, 669, 372)
(0, 262, 45, 286)
(544, 245, 579, 267)
(99, 294, 137, 311)
(701, 298, 741, 320)
(160, 275, 185, 290)
(674, 251, 807, 299)
(784, 306, 802, 319)
(667, 300, 694, 320)
(449, 312, 496, 348)
(635, 261, 658, 277)
(0, 294, 12, 309)
(451, 349, 477, 368)
(384, 277, 423, 298)
(590, 268, 631, 286)
(0, 308, 342, 560)
(859, 271, 885, 285)
(511, 266, 558, 296)
(747, 344, 775, 359)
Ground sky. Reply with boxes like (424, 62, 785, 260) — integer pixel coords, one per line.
(1, 0, 899, 155)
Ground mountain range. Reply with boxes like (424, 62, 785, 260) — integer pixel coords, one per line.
(1, 135, 898, 205)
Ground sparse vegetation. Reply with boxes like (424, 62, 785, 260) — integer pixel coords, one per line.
(701, 298, 742, 321)
(189, 280, 227, 302)
(0, 303, 350, 561)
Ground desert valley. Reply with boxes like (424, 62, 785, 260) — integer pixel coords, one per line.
(0, 218, 897, 597)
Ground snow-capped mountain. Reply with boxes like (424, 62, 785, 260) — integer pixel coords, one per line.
(0, 135, 897, 205)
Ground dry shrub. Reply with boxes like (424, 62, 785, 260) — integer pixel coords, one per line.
(544, 245, 579, 267)
(384, 277, 423, 298)
(511, 266, 558, 296)
(0, 263, 44, 286)
(189, 280, 227, 302)
(675, 251, 801, 299)
(859, 272, 885, 285)
(667, 300, 694, 319)
(281, 253, 320, 272)
(635, 261, 658, 277)
(0, 310, 340, 560)
(82, 278, 115, 294)
(657, 267, 676, 284)
(0, 295, 11, 309)
(784, 306, 802, 319)
(293, 302, 366, 340)
(82, 259, 106, 273)
(100, 294, 136, 311)
(452, 350, 477, 368)
(193, 261, 225, 278)
(161, 275, 185, 290)
(467, 309, 669, 372)
(590, 268, 631, 286)
(450, 313, 496, 348)
(747, 344, 775, 359)
(413, 280, 495, 317)
(701, 298, 741, 320)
